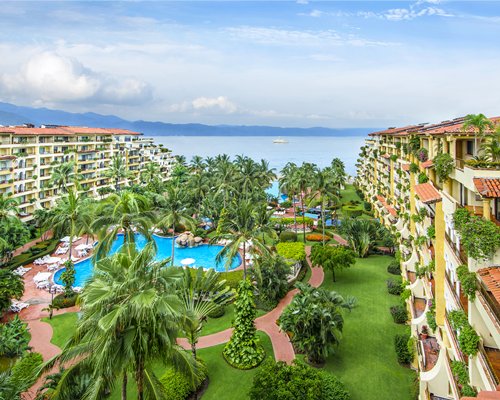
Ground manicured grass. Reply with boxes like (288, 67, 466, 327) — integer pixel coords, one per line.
(203, 305, 266, 336)
(199, 331, 273, 400)
(320, 255, 416, 400)
(42, 312, 78, 349)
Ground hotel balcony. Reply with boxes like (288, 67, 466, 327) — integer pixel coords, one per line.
(418, 334, 440, 372)
(413, 297, 428, 319)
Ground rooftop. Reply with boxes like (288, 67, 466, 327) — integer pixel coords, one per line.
(0, 125, 141, 136)
(414, 182, 442, 204)
(474, 178, 500, 198)
(478, 267, 500, 304)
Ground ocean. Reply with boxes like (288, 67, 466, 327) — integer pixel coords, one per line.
(146, 135, 366, 176)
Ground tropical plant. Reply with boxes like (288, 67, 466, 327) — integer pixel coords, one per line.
(433, 153, 454, 182)
(105, 154, 133, 191)
(178, 267, 233, 358)
(480, 128, 500, 162)
(339, 218, 384, 257)
(0, 193, 20, 223)
(394, 331, 414, 364)
(456, 265, 477, 300)
(0, 269, 24, 315)
(0, 315, 30, 357)
(296, 162, 318, 242)
(279, 162, 299, 233)
(35, 367, 92, 400)
(92, 190, 155, 260)
(212, 200, 270, 279)
(60, 260, 76, 296)
(0, 352, 43, 400)
(279, 282, 355, 364)
(310, 244, 356, 282)
(141, 162, 161, 187)
(463, 113, 495, 157)
(50, 161, 78, 192)
(252, 253, 290, 310)
(223, 279, 265, 369)
(156, 185, 196, 266)
(46, 243, 199, 400)
(275, 242, 306, 262)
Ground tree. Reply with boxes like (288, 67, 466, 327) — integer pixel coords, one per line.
(310, 245, 356, 282)
(279, 282, 354, 364)
(36, 367, 92, 400)
(212, 200, 270, 279)
(480, 127, 500, 162)
(223, 279, 264, 369)
(92, 191, 155, 259)
(105, 154, 133, 191)
(178, 268, 233, 358)
(462, 114, 495, 157)
(156, 185, 196, 266)
(296, 163, 318, 243)
(0, 269, 24, 315)
(252, 253, 290, 309)
(60, 261, 76, 296)
(47, 243, 199, 400)
(140, 162, 161, 188)
(279, 162, 299, 233)
(50, 161, 78, 192)
(0, 352, 43, 400)
(0, 194, 20, 223)
(339, 218, 384, 257)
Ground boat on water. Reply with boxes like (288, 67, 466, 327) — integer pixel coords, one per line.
(273, 137, 289, 144)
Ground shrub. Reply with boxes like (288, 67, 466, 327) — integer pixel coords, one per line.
(276, 242, 306, 262)
(223, 279, 265, 369)
(394, 331, 413, 364)
(252, 254, 290, 310)
(426, 309, 437, 332)
(0, 269, 24, 315)
(279, 231, 297, 242)
(387, 278, 403, 295)
(427, 226, 435, 240)
(409, 163, 419, 174)
(456, 265, 477, 300)
(218, 270, 244, 290)
(458, 325, 480, 356)
(434, 153, 454, 182)
(280, 200, 292, 208)
(450, 360, 469, 386)
(249, 359, 350, 400)
(460, 385, 477, 397)
(207, 304, 226, 318)
(363, 201, 372, 212)
(160, 360, 208, 400)
(387, 260, 401, 275)
(418, 172, 429, 184)
(0, 315, 30, 357)
(342, 205, 362, 217)
(305, 233, 329, 242)
(390, 304, 408, 324)
(417, 148, 428, 162)
(52, 292, 78, 309)
(9, 352, 43, 389)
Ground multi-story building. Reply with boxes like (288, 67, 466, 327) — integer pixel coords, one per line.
(0, 125, 174, 220)
(356, 117, 500, 399)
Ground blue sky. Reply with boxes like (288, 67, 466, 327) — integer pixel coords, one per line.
(1, 1, 500, 128)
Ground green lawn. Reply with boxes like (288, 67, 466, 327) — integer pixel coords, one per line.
(42, 312, 79, 348)
(199, 331, 273, 400)
(320, 255, 415, 400)
(202, 305, 266, 336)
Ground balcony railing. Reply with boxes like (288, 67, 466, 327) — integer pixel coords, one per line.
(445, 232, 468, 265)
(480, 345, 500, 387)
(478, 282, 500, 325)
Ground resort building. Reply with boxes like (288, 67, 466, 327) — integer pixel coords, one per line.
(0, 125, 174, 221)
(356, 117, 500, 400)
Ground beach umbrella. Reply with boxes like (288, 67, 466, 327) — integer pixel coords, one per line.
(33, 272, 52, 283)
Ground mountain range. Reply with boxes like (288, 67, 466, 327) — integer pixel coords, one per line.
(0, 102, 375, 137)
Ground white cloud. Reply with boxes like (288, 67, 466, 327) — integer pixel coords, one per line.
(169, 96, 238, 114)
(384, 6, 452, 21)
(0, 52, 152, 106)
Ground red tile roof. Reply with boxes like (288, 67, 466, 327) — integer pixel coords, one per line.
(401, 164, 410, 172)
(473, 178, 500, 198)
(368, 124, 424, 137)
(414, 182, 442, 204)
(478, 267, 500, 306)
(382, 153, 390, 159)
(0, 126, 141, 136)
(421, 116, 500, 135)
(376, 195, 385, 202)
(462, 388, 500, 399)
(0, 155, 15, 160)
(421, 160, 434, 168)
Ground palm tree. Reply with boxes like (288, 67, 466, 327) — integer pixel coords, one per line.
(212, 200, 270, 279)
(463, 114, 495, 157)
(140, 162, 160, 186)
(296, 162, 318, 242)
(340, 218, 384, 257)
(156, 185, 196, 266)
(106, 154, 133, 191)
(480, 126, 500, 162)
(279, 162, 299, 233)
(189, 155, 206, 174)
(92, 191, 155, 260)
(49, 187, 92, 259)
(178, 268, 233, 359)
(187, 173, 209, 217)
(45, 243, 198, 400)
(50, 161, 78, 192)
(0, 194, 19, 223)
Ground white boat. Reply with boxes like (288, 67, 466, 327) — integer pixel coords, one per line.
(273, 137, 289, 144)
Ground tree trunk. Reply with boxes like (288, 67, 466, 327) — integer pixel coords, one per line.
(171, 223, 175, 266)
(191, 342, 197, 360)
(301, 193, 306, 243)
(332, 268, 336, 282)
(121, 372, 127, 400)
(293, 192, 297, 233)
(322, 199, 326, 246)
(136, 364, 144, 400)
(242, 242, 246, 280)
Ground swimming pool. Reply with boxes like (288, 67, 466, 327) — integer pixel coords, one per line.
(54, 234, 241, 287)
(266, 181, 288, 203)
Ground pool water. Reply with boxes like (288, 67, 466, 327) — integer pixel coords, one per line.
(266, 181, 288, 203)
(54, 234, 241, 287)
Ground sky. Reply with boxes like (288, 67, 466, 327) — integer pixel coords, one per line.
(1, 1, 500, 128)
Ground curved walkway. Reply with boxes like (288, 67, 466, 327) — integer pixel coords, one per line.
(177, 245, 324, 363)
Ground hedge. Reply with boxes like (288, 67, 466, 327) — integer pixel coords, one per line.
(276, 242, 306, 262)
(279, 231, 297, 242)
(160, 360, 208, 400)
(305, 233, 329, 242)
(390, 304, 408, 324)
(6, 239, 59, 270)
(387, 260, 401, 275)
(394, 331, 413, 364)
(52, 292, 78, 308)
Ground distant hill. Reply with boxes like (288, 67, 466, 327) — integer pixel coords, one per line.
(0, 102, 376, 137)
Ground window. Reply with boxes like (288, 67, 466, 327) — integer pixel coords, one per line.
(466, 140, 474, 155)
(496, 198, 500, 221)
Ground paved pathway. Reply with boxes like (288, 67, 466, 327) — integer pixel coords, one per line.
(177, 245, 324, 364)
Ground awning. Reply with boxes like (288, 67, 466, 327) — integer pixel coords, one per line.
(414, 183, 442, 204)
(473, 177, 500, 198)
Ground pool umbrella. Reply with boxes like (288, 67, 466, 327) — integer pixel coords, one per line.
(45, 256, 61, 264)
(180, 258, 196, 266)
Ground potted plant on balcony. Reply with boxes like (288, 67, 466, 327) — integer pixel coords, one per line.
(421, 325, 429, 339)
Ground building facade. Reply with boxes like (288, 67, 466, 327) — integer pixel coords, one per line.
(0, 125, 174, 220)
(356, 117, 500, 399)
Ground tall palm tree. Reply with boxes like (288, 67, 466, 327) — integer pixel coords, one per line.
(50, 161, 78, 192)
(92, 191, 155, 260)
(480, 127, 500, 162)
(187, 173, 209, 217)
(156, 185, 196, 266)
(45, 243, 198, 400)
(106, 154, 133, 191)
(178, 268, 233, 359)
(463, 114, 495, 157)
(212, 200, 270, 279)
(296, 162, 318, 243)
(0, 194, 19, 223)
(189, 155, 206, 174)
(49, 187, 92, 259)
(279, 162, 299, 233)
(140, 162, 160, 186)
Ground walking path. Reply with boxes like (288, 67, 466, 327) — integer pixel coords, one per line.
(177, 245, 324, 364)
